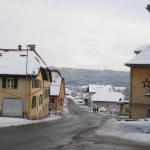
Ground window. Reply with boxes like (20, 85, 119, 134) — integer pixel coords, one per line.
(2, 78, 18, 89)
(43, 88, 50, 99)
(32, 96, 36, 108)
(50, 98, 54, 103)
(32, 79, 41, 88)
(7, 78, 14, 88)
(39, 95, 43, 105)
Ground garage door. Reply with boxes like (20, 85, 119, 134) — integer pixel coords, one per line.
(2, 99, 23, 117)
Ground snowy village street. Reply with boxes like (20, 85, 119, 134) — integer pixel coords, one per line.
(0, 97, 150, 150)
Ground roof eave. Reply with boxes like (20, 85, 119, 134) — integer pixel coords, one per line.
(0, 74, 34, 78)
(125, 63, 150, 67)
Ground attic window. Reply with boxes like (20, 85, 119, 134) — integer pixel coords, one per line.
(20, 55, 27, 57)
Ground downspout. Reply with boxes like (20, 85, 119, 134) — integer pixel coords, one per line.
(129, 67, 132, 119)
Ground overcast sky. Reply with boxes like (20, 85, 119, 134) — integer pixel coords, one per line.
(1, 0, 150, 71)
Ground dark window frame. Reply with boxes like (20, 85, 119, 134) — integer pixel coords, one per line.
(32, 96, 36, 108)
(2, 78, 18, 89)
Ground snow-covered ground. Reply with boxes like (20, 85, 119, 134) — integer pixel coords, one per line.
(0, 114, 62, 128)
(96, 118, 150, 145)
(0, 98, 70, 128)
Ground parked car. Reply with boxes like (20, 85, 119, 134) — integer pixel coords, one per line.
(99, 107, 106, 113)
(74, 98, 85, 105)
(77, 100, 85, 104)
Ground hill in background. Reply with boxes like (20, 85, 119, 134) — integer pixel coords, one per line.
(58, 68, 130, 87)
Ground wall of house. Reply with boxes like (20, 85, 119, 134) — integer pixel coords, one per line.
(130, 66, 150, 119)
(28, 72, 49, 119)
(0, 78, 28, 115)
(0, 70, 50, 120)
(57, 80, 65, 111)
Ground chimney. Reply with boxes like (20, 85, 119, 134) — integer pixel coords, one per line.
(18, 45, 22, 50)
(27, 44, 36, 51)
(134, 50, 142, 55)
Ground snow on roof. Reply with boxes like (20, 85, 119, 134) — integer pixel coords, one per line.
(50, 85, 60, 96)
(0, 49, 47, 75)
(91, 91, 124, 102)
(89, 84, 113, 93)
(51, 71, 61, 85)
(114, 87, 126, 90)
(50, 70, 62, 96)
(125, 45, 150, 66)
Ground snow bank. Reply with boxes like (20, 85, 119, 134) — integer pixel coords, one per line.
(0, 114, 62, 128)
(96, 118, 150, 144)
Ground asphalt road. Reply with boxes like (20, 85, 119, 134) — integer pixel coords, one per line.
(0, 98, 150, 150)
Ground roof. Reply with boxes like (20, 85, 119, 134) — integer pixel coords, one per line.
(0, 49, 47, 76)
(88, 84, 113, 93)
(91, 91, 124, 103)
(125, 45, 150, 67)
(50, 85, 61, 96)
(50, 70, 62, 96)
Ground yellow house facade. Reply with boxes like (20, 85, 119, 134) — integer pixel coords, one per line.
(0, 45, 51, 120)
(125, 45, 150, 119)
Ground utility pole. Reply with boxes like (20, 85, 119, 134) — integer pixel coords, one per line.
(24, 45, 29, 118)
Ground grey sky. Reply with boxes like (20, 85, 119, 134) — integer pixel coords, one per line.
(1, 0, 150, 71)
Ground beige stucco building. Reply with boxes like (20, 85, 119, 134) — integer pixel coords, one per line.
(0, 45, 51, 120)
(125, 45, 150, 119)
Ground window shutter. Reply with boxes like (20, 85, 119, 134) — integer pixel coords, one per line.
(2, 78, 6, 88)
(14, 78, 18, 89)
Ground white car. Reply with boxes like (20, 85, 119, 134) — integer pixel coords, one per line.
(99, 107, 106, 112)
(74, 99, 85, 105)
